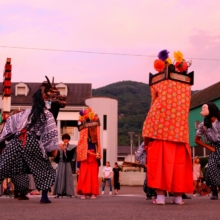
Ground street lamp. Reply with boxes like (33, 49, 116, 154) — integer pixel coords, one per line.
(128, 132, 135, 162)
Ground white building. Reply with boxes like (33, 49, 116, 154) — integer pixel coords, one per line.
(85, 97, 118, 176)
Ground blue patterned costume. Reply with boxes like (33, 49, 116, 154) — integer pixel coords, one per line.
(0, 108, 59, 193)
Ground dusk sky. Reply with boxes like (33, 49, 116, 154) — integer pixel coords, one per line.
(0, 0, 220, 90)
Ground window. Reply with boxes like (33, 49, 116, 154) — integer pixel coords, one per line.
(195, 120, 200, 129)
(62, 126, 74, 135)
(118, 157, 125, 161)
(103, 115, 107, 130)
(56, 83, 68, 96)
(58, 87, 66, 96)
(15, 83, 29, 96)
(103, 149, 107, 166)
(60, 120, 78, 135)
(17, 87, 25, 95)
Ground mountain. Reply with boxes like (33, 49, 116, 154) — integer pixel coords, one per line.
(92, 81, 151, 146)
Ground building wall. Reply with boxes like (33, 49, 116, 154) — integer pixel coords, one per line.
(85, 97, 118, 176)
(189, 107, 204, 147)
(189, 99, 220, 158)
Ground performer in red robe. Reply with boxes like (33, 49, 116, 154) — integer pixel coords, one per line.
(76, 108, 101, 199)
(142, 50, 194, 205)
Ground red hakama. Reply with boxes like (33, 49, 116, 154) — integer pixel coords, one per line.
(77, 152, 99, 196)
(147, 140, 193, 193)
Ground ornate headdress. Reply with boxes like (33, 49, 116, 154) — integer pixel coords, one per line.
(77, 107, 100, 131)
(77, 107, 102, 161)
(149, 49, 194, 86)
(41, 76, 67, 108)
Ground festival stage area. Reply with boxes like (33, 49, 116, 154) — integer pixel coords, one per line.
(0, 186, 219, 220)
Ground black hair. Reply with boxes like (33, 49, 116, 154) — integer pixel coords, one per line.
(204, 102, 220, 128)
(62, 133, 71, 140)
(27, 89, 46, 130)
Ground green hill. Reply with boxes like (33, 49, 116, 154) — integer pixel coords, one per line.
(92, 81, 151, 146)
(92, 80, 198, 146)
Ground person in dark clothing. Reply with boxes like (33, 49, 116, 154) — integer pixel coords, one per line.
(113, 162, 120, 195)
(53, 133, 76, 198)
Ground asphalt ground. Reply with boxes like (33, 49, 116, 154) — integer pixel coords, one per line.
(0, 186, 220, 220)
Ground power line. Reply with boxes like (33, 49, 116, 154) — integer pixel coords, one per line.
(0, 45, 220, 61)
(0, 45, 152, 57)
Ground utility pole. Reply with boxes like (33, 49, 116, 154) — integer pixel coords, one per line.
(135, 133, 141, 148)
(128, 132, 135, 162)
(135, 134, 141, 163)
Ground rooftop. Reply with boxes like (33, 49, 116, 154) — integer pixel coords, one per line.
(190, 81, 220, 109)
(0, 82, 92, 106)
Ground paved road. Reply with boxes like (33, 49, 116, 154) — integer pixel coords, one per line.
(0, 186, 220, 220)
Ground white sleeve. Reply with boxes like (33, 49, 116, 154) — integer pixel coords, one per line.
(39, 110, 59, 152)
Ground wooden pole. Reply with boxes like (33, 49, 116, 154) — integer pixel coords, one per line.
(2, 58, 12, 121)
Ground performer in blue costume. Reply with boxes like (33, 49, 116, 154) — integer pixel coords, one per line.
(0, 79, 66, 203)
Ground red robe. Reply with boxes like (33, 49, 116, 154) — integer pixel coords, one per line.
(77, 150, 100, 196)
(143, 79, 193, 193)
